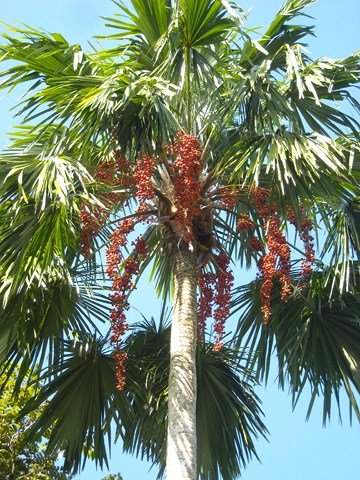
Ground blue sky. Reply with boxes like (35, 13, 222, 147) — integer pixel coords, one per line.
(1, 1, 360, 479)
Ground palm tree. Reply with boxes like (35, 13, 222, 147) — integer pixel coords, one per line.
(0, 0, 359, 479)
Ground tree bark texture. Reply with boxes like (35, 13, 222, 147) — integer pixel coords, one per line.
(166, 248, 198, 480)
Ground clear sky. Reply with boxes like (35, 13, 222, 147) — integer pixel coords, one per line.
(1, 1, 359, 480)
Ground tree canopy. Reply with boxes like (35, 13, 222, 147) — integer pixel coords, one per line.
(0, 367, 72, 480)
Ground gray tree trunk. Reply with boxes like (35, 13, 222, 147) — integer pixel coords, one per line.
(166, 248, 198, 480)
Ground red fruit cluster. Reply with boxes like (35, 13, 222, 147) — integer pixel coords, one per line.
(79, 151, 135, 258)
(213, 252, 234, 350)
(251, 186, 274, 218)
(171, 132, 203, 243)
(236, 189, 315, 324)
(105, 219, 132, 388)
(238, 188, 292, 324)
(105, 219, 135, 279)
(96, 152, 135, 204)
(250, 236, 264, 252)
(287, 205, 315, 279)
(257, 214, 291, 324)
(237, 214, 254, 232)
(106, 222, 148, 391)
(197, 252, 234, 350)
(79, 206, 108, 257)
(197, 271, 216, 341)
(113, 350, 128, 391)
(134, 154, 156, 212)
(221, 187, 239, 211)
(102, 133, 206, 388)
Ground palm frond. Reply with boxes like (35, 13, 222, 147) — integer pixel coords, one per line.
(0, 133, 114, 383)
(18, 334, 128, 474)
(231, 264, 360, 423)
(121, 317, 268, 480)
(240, 0, 318, 69)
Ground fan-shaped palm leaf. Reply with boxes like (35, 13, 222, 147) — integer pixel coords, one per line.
(231, 264, 360, 423)
(18, 334, 128, 472)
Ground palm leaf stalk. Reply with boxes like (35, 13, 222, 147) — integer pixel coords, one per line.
(0, 1, 360, 479)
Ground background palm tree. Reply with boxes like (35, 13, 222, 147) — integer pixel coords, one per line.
(0, 1, 359, 479)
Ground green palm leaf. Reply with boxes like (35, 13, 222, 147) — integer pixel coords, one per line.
(0, 131, 113, 384)
(231, 265, 360, 423)
(18, 335, 128, 473)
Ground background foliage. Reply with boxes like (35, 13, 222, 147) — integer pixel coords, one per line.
(0, 367, 72, 480)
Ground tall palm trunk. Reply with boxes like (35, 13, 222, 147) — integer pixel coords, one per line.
(166, 247, 198, 480)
